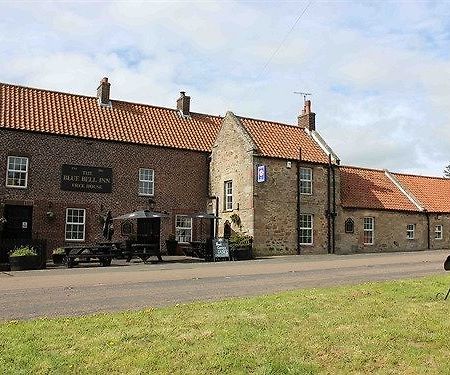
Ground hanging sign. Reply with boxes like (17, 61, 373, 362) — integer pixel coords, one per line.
(61, 164, 112, 193)
(257, 165, 267, 183)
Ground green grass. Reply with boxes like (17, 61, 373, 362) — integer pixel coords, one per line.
(1, 275, 449, 374)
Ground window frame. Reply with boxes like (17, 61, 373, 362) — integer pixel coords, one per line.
(138, 168, 155, 196)
(363, 217, 374, 245)
(224, 180, 233, 211)
(299, 214, 313, 245)
(6, 156, 29, 189)
(175, 215, 193, 243)
(435, 225, 443, 240)
(406, 224, 415, 240)
(65, 208, 86, 242)
(299, 167, 313, 195)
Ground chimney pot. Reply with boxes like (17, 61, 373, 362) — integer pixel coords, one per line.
(177, 91, 191, 116)
(97, 77, 111, 106)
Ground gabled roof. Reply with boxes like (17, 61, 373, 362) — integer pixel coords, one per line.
(340, 166, 418, 212)
(393, 173, 450, 213)
(0, 82, 330, 164)
(239, 117, 329, 163)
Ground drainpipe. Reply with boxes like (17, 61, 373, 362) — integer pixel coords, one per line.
(327, 155, 332, 254)
(426, 211, 430, 250)
(297, 147, 302, 255)
(332, 163, 336, 254)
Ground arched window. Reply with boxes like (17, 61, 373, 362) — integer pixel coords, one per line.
(345, 218, 354, 233)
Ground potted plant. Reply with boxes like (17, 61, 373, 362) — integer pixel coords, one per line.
(230, 233, 253, 261)
(52, 247, 65, 265)
(165, 234, 178, 256)
(9, 246, 41, 271)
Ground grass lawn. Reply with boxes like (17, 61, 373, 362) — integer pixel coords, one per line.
(0, 275, 449, 374)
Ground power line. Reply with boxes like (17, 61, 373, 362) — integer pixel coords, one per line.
(256, 0, 314, 81)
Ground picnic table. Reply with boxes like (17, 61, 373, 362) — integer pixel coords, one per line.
(126, 243, 163, 263)
(63, 243, 116, 268)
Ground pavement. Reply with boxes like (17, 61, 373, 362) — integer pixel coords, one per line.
(0, 249, 449, 321)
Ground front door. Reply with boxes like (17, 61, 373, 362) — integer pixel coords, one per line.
(0, 205, 33, 262)
(137, 218, 161, 245)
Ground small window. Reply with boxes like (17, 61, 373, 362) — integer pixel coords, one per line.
(65, 208, 86, 241)
(406, 224, 415, 240)
(345, 218, 354, 233)
(299, 167, 312, 195)
(139, 168, 154, 196)
(363, 217, 374, 245)
(224, 180, 233, 211)
(175, 215, 192, 243)
(435, 225, 442, 240)
(299, 214, 313, 245)
(6, 156, 29, 188)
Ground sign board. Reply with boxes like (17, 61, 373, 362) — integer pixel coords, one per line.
(212, 238, 230, 260)
(257, 165, 267, 183)
(61, 164, 112, 193)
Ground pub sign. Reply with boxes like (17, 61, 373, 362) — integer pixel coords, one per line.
(256, 165, 267, 183)
(61, 164, 112, 193)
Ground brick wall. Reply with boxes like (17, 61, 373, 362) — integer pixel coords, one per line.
(0, 129, 210, 255)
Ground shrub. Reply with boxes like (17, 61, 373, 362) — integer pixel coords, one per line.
(52, 247, 65, 255)
(10, 246, 37, 257)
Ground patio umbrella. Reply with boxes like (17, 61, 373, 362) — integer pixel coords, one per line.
(113, 210, 170, 220)
(187, 213, 221, 240)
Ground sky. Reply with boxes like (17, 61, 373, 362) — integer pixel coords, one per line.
(1, 0, 450, 177)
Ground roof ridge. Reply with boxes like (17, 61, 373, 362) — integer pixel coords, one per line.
(237, 114, 298, 128)
(393, 171, 450, 180)
(340, 164, 386, 173)
(0, 81, 96, 100)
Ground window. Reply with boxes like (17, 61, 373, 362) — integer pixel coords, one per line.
(175, 215, 192, 243)
(224, 180, 233, 211)
(299, 167, 312, 195)
(6, 156, 28, 188)
(345, 218, 354, 233)
(139, 168, 154, 196)
(363, 217, 374, 245)
(65, 208, 86, 241)
(406, 224, 415, 240)
(435, 225, 443, 240)
(299, 214, 313, 245)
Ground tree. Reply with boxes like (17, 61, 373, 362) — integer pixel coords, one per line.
(444, 164, 450, 178)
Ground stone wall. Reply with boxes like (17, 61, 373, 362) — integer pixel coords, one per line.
(209, 112, 256, 237)
(334, 208, 438, 253)
(0, 129, 210, 255)
(253, 157, 335, 255)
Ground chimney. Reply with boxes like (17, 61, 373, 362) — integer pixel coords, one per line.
(97, 77, 111, 106)
(177, 91, 190, 116)
(298, 99, 315, 131)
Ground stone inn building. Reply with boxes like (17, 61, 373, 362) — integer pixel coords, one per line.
(1, 78, 449, 260)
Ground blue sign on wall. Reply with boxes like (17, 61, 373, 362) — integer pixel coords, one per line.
(257, 165, 267, 183)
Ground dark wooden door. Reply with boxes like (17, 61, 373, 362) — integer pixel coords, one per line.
(137, 218, 161, 244)
(3, 205, 33, 240)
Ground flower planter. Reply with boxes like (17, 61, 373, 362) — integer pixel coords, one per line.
(165, 240, 178, 256)
(231, 246, 253, 261)
(9, 255, 42, 271)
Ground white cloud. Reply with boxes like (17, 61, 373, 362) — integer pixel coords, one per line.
(1, 0, 450, 176)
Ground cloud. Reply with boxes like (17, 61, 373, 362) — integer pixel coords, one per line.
(1, 0, 450, 176)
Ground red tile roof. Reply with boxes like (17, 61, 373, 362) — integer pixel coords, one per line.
(393, 173, 450, 213)
(0, 82, 329, 163)
(239, 117, 329, 163)
(340, 166, 418, 211)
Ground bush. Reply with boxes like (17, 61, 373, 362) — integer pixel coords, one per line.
(229, 233, 252, 247)
(10, 246, 37, 257)
(52, 247, 65, 255)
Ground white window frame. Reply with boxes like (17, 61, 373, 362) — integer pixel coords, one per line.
(363, 217, 374, 245)
(224, 180, 233, 211)
(435, 225, 443, 240)
(299, 167, 313, 195)
(299, 214, 313, 245)
(6, 156, 29, 189)
(138, 168, 154, 196)
(175, 215, 192, 243)
(65, 208, 86, 242)
(406, 224, 415, 240)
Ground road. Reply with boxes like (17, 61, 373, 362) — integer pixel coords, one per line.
(0, 250, 448, 321)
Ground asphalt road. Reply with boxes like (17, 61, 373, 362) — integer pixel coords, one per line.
(0, 250, 448, 321)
